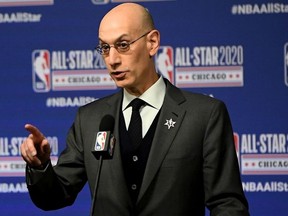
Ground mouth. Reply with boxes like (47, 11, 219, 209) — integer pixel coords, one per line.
(110, 70, 128, 79)
(111, 71, 123, 75)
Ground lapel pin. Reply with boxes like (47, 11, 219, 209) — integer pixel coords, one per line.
(164, 118, 176, 129)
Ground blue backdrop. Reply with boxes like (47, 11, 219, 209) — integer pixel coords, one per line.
(0, 0, 288, 215)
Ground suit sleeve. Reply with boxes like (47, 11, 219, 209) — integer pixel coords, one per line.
(26, 110, 87, 211)
(203, 101, 250, 216)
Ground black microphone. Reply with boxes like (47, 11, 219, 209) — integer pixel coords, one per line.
(90, 115, 116, 216)
(92, 114, 116, 159)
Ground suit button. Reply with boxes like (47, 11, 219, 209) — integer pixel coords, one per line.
(131, 184, 137, 190)
(132, 155, 138, 162)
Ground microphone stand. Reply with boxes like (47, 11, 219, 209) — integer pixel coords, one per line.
(89, 155, 103, 216)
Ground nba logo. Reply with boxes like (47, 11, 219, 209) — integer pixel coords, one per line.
(95, 132, 107, 151)
(284, 43, 288, 86)
(91, 0, 109, 4)
(156, 46, 174, 84)
(32, 50, 51, 92)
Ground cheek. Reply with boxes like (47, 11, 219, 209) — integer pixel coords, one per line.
(124, 54, 143, 71)
(102, 57, 109, 67)
(132, 49, 150, 66)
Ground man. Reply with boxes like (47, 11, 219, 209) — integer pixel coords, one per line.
(21, 3, 250, 216)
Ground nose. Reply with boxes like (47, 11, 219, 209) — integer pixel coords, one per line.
(107, 47, 121, 68)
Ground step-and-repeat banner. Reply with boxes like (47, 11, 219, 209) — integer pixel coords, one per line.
(0, 0, 287, 215)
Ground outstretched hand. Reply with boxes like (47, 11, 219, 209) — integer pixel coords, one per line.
(20, 124, 51, 168)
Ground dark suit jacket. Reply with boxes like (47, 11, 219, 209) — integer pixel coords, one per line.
(27, 79, 249, 216)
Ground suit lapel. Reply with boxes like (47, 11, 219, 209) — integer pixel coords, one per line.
(137, 81, 186, 203)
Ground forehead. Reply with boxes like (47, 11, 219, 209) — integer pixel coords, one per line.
(99, 24, 131, 40)
(99, 26, 140, 44)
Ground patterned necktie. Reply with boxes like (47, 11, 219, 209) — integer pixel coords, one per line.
(128, 98, 146, 149)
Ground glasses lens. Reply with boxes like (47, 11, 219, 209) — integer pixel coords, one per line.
(96, 45, 103, 54)
(116, 41, 130, 52)
(101, 44, 110, 54)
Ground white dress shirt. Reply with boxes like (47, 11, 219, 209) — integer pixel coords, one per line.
(122, 76, 166, 137)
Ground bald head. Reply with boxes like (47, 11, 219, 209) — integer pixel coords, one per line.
(99, 3, 155, 39)
(97, 3, 160, 96)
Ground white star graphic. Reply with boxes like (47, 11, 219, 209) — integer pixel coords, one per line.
(164, 118, 176, 129)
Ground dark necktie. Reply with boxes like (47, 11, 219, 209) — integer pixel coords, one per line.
(128, 98, 146, 149)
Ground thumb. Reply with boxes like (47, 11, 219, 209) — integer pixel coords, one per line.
(41, 139, 51, 154)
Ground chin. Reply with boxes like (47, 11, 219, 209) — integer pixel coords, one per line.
(113, 79, 130, 89)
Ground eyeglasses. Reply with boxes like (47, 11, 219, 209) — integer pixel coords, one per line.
(96, 31, 151, 55)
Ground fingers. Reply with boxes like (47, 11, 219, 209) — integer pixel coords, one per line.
(20, 138, 42, 167)
(25, 124, 45, 144)
(21, 124, 51, 167)
(27, 134, 39, 157)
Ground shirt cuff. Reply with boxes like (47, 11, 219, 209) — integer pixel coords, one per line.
(26, 161, 51, 185)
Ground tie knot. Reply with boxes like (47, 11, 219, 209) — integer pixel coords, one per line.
(129, 98, 145, 111)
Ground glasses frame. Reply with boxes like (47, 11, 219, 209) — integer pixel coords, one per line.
(96, 30, 152, 55)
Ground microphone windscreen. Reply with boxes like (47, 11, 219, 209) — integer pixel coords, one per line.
(99, 115, 115, 132)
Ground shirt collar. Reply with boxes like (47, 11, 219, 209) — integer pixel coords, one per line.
(122, 76, 166, 111)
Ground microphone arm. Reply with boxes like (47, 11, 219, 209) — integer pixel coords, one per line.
(90, 155, 103, 216)
(90, 114, 115, 216)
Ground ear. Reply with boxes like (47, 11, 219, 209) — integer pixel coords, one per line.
(147, 30, 160, 57)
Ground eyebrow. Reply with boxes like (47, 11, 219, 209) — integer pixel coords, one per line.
(99, 33, 130, 44)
